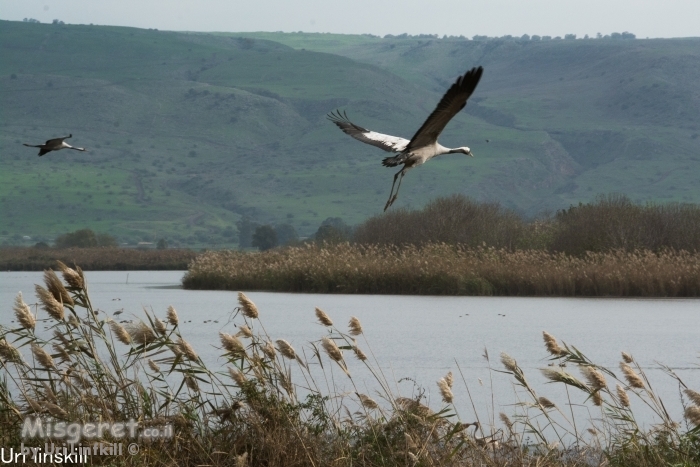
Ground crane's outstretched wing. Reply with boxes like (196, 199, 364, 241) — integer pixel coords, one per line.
(406, 66, 483, 152)
(45, 134, 71, 145)
(327, 110, 409, 153)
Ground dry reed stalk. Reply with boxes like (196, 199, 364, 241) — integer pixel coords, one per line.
(685, 389, 700, 406)
(620, 362, 645, 389)
(437, 377, 454, 404)
(35, 284, 64, 321)
(109, 320, 132, 345)
(220, 333, 245, 356)
(685, 406, 700, 426)
(13, 292, 35, 330)
(357, 393, 379, 409)
(166, 305, 179, 326)
(44, 269, 74, 307)
(31, 343, 56, 370)
(581, 366, 607, 390)
(237, 324, 253, 338)
(276, 339, 296, 360)
(148, 359, 160, 372)
(617, 384, 630, 407)
(348, 316, 363, 335)
(237, 292, 259, 319)
(228, 367, 247, 386)
(0, 339, 21, 363)
(177, 338, 199, 362)
(315, 307, 333, 327)
(321, 337, 343, 363)
(154, 318, 167, 335)
(538, 397, 556, 409)
(621, 352, 634, 363)
(25, 396, 43, 414)
(126, 322, 156, 346)
(543, 331, 565, 356)
(56, 261, 84, 289)
(236, 452, 248, 467)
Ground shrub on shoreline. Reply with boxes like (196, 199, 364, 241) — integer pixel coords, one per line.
(183, 243, 700, 296)
(0, 247, 197, 271)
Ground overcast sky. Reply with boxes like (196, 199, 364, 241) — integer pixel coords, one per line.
(1, 0, 698, 39)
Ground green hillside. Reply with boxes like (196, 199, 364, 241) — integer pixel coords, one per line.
(1, 22, 699, 247)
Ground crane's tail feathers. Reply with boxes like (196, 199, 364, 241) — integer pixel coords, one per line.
(382, 155, 403, 167)
(23, 143, 39, 147)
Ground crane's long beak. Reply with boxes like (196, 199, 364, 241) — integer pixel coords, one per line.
(469, 152, 474, 157)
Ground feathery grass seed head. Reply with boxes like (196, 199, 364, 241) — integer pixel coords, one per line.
(228, 367, 247, 386)
(348, 316, 363, 335)
(13, 293, 35, 330)
(276, 339, 296, 360)
(237, 292, 259, 319)
(177, 338, 198, 361)
(437, 377, 454, 404)
(126, 322, 156, 346)
(538, 397, 556, 409)
(220, 333, 245, 355)
(237, 325, 253, 338)
(35, 285, 64, 321)
(684, 389, 700, 406)
(262, 341, 276, 359)
(617, 384, 630, 407)
(315, 307, 333, 327)
(500, 352, 518, 372)
(166, 305, 179, 326)
(148, 359, 160, 372)
(621, 352, 634, 363)
(154, 318, 167, 335)
(581, 366, 607, 390)
(353, 345, 367, 361)
(543, 331, 565, 356)
(109, 320, 132, 345)
(445, 371, 453, 388)
(31, 343, 56, 369)
(43, 269, 74, 307)
(620, 362, 645, 389)
(56, 261, 84, 289)
(357, 393, 378, 409)
(0, 339, 21, 363)
(321, 337, 343, 362)
(685, 406, 700, 426)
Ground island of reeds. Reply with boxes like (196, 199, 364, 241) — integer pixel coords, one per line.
(1, 264, 699, 466)
(183, 195, 700, 296)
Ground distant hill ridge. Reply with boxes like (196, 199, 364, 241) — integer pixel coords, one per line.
(1, 21, 699, 247)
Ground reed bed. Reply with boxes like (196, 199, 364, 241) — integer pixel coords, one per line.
(1, 265, 699, 466)
(183, 243, 700, 296)
(0, 247, 197, 271)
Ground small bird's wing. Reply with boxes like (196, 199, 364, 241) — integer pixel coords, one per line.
(38, 148, 51, 156)
(406, 66, 483, 152)
(327, 110, 409, 153)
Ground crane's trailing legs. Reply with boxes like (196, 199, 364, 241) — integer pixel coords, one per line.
(385, 167, 408, 211)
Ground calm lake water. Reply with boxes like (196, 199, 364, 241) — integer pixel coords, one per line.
(2, 270, 699, 431)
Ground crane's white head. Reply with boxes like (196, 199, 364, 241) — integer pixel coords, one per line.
(449, 146, 473, 157)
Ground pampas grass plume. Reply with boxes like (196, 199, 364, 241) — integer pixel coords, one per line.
(315, 307, 333, 327)
(13, 292, 35, 331)
(238, 292, 259, 319)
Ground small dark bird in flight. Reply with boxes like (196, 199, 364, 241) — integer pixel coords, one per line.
(328, 66, 484, 211)
(23, 134, 86, 156)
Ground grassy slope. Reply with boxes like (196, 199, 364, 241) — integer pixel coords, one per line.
(2, 23, 699, 247)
